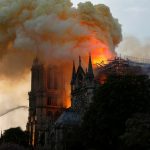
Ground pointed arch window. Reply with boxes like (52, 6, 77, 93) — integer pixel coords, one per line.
(47, 96, 52, 105)
(47, 95, 58, 106)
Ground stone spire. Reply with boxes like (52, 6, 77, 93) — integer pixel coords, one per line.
(71, 61, 76, 85)
(79, 56, 81, 66)
(32, 56, 41, 67)
(32, 47, 42, 67)
(77, 56, 85, 76)
(87, 53, 94, 79)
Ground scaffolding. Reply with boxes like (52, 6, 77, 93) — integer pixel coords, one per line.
(95, 56, 149, 77)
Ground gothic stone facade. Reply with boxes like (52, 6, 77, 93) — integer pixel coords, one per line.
(27, 55, 96, 150)
(53, 55, 96, 150)
(26, 57, 66, 149)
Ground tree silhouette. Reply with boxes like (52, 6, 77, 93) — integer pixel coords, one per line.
(68, 75, 150, 150)
(0, 127, 29, 148)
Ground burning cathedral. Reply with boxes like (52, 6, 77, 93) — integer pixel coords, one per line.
(27, 52, 150, 150)
(26, 54, 96, 150)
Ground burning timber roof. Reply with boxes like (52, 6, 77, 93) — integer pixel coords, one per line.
(95, 57, 150, 77)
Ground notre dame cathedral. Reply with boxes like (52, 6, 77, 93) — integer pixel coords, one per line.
(27, 53, 150, 150)
(26, 55, 96, 150)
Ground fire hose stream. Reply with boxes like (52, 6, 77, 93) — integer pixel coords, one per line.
(0, 106, 28, 118)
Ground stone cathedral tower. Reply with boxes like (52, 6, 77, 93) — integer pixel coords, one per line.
(54, 55, 96, 150)
(70, 55, 95, 114)
(26, 57, 66, 148)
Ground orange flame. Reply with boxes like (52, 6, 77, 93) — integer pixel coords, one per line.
(89, 35, 114, 65)
(63, 33, 114, 108)
(65, 98, 71, 108)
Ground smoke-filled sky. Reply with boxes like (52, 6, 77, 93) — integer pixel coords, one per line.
(0, 0, 149, 131)
(73, 0, 150, 40)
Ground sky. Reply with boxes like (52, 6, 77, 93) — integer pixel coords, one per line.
(72, 0, 150, 40)
(0, 0, 150, 131)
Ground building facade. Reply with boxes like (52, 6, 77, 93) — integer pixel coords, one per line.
(53, 55, 96, 150)
(27, 55, 150, 150)
(27, 55, 96, 150)
(26, 57, 66, 149)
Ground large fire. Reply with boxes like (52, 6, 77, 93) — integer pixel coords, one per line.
(0, 0, 122, 130)
(89, 36, 114, 65)
(63, 39, 114, 109)
(65, 98, 71, 108)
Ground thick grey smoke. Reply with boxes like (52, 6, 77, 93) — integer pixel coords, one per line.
(117, 36, 150, 59)
(0, 0, 122, 130)
(0, 0, 122, 75)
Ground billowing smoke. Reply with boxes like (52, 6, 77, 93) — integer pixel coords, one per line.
(117, 36, 150, 59)
(0, 0, 122, 130)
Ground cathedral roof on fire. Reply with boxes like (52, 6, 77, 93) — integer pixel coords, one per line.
(55, 108, 81, 128)
(96, 57, 146, 76)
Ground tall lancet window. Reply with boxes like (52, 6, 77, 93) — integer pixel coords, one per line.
(47, 67, 54, 89)
(54, 69, 58, 89)
(33, 70, 40, 90)
(47, 96, 52, 105)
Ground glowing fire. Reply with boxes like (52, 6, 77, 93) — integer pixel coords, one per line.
(65, 98, 71, 108)
(93, 50, 108, 64)
(89, 35, 114, 65)
(63, 36, 114, 109)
